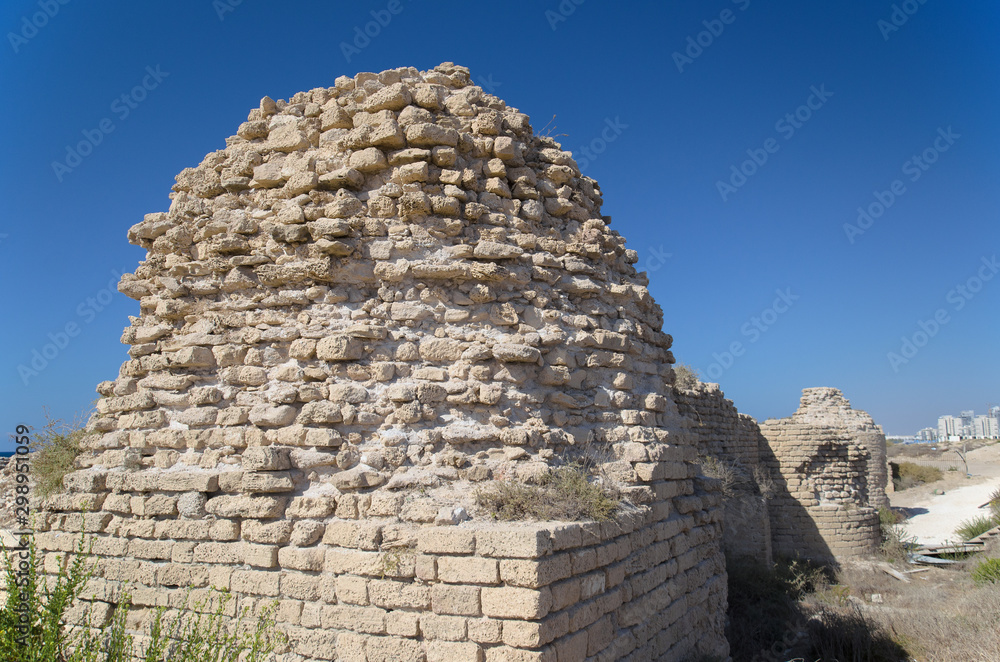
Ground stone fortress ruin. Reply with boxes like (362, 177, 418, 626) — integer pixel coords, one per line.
(677, 384, 889, 565)
(30, 63, 887, 661)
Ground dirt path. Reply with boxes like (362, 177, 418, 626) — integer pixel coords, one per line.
(889, 443, 1000, 546)
(897, 479, 1000, 545)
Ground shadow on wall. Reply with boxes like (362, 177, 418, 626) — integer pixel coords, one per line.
(757, 438, 838, 566)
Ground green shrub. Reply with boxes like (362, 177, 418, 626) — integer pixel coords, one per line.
(475, 463, 619, 521)
(955, 515, 999, 541)
(1, 529, 286, 662)
(878, 506, 917, 562)
(971, 557, 1000, 585)
(989, 488, 1000, 521)
(890, 461, 943, 491)
(0, 532, 94, 662)
(673, 364, 700, 390)
(32, 414, 92, 498)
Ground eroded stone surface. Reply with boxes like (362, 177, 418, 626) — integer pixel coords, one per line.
(760, 387, 888, 560)
(38, 63, 730, 662)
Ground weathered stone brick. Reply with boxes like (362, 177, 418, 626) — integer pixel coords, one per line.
(481, 586, 552, 620)
(436, 557, 499, 585)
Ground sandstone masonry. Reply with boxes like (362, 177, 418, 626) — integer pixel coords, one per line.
(36, 63, 730, 661)
(677, 385, 889, 564)
(760, 387, 888, 561)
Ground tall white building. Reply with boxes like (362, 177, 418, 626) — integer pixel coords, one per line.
(938, 415, 962, 440)
(973, 415, 1000, 439)
(960, 410, 975, 437)
(917, 427, 937, 441)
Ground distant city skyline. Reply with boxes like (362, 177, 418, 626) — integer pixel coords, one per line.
(906, 403, 1000, 440)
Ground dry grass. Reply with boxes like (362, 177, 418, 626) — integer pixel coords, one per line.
(805, 603, 908, 662)
(673, 363, 700, 390)
(725, 556, 832, 662)
(879, 507, 917, 562)
(474, 463, 619, 522)
(956, 515, 999, 541)
(728, 554, 1000, 661)
(890, 461, 944, 491)
(699, 456, 773, 498)
(833, 561, 1000, 662)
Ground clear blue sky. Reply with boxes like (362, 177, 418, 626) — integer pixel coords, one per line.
(2, 0, 998, 449)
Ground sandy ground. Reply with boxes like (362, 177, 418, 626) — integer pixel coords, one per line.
(889, 442, 1000, 546)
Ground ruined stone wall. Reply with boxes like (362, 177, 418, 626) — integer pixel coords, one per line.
(675, 385, 889, 565)
(33, 63, 730, 661)
(39, 472, 728, 661)
(675, 383, 772, 565)
(675, 383, 764, 468)
(760, 388, 886, 561)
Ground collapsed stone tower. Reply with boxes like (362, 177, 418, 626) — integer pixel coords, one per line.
(760, 387, 889, 561)
(40, 64, 729, 661)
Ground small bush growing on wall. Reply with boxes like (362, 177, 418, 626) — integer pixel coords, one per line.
(673, 364, 700, 390)
(475, 462, 619, 521)
(31, 412, 92, 498)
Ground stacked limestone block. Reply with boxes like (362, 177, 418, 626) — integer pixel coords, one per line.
(36, 64, 730, 661)
(675, 383, 772, 565)
(760, 388, 887, 561)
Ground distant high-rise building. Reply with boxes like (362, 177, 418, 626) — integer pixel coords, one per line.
(938, 415, 962, 440)
(917, 427, 937, 441)
(973, 415, 999, 439)
(961, 410, 975, 437)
